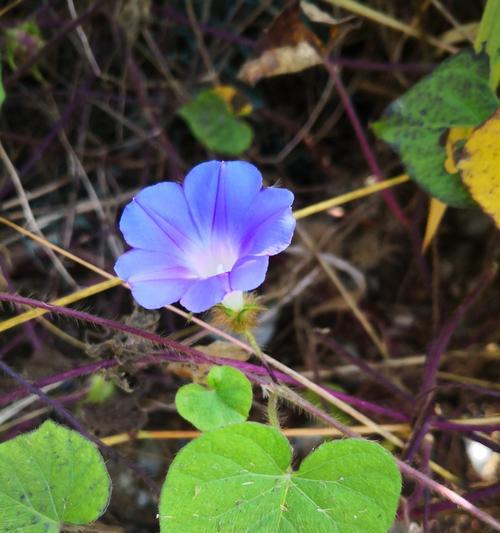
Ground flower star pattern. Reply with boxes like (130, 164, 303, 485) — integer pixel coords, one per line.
(115, 160, 295, 312)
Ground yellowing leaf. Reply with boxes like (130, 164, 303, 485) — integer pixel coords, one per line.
(458, 109, 500, 228)
(212, 85, 252, 117)
(444, 126, 474, 174)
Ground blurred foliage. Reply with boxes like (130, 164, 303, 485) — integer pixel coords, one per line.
(179, 88, 254, 155)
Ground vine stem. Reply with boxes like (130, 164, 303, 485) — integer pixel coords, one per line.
(404, 264, 497, 461)
(0, 291, 452, 481)
(245, 330, 280, 429)
(0, 294, 498, 529)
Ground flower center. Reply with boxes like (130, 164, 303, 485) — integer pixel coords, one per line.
(188, 242, 238, 279)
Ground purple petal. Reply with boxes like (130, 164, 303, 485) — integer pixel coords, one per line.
(115, 250, 195, 309)
(230, 256, 269, 291)
(183, 161, 262, 243)
(180, 275, 227, 312)
(240, 188, 295, 256)
(114, 249, 194, 282)
(130, 279, 194, 310)
(119, 182, 201, 256)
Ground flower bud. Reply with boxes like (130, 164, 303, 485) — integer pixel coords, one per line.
(211, 291, 264, 333)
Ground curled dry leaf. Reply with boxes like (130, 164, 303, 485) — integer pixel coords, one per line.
(238, 1, 357, 85)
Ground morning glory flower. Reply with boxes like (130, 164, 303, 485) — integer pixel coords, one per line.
(114, 161, 295, 312)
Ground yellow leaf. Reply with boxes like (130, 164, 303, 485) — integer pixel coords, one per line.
(422, 197, 447, 252)
(444, 126, 474, 174)
(458, 109, 500, 229)
(212, 85, 252, 117)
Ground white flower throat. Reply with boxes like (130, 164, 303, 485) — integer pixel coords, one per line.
(189, 241, 239, 279)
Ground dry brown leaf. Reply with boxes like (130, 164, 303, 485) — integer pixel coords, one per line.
(238, 1, 356, 85)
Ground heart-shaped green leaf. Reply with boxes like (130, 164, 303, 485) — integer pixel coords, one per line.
(159, 422, 402, 532)
(175, 365, 253, 431)
(373, 49, 498, 207)
(179, 89, 253, 155)
(0, 420, 111, 532)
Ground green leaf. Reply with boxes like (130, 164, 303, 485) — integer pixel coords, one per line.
(178, 89, 253, 155)
(159, 422, 402, 532)
(475, 0, 500, 90)
(4, 20, 45, 82)
(175, 365, 252, 431)
(0, 420, 111, 532)
(373, 49, 498, 207)
(84, 374, 115, 404)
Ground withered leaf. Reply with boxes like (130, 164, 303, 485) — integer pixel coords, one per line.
(238, 1, 357, 85)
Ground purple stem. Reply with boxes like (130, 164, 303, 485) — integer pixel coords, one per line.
(3, 293, 495, 436)
(406, 436, 432, 515)
(316, 333, 413, 404)
(161, 5, 256, 49)
(323, 58, 409, 227)
(460, 432, 500, 454)
(0, 358, 159, 496)
(405, 266, 497, 461)
(323, 385, 407, 421)
(127, 56, 184, 179)
(0, 346, 406, 423)
(0, 292, 407, 421)
(422, 436, 432, 531)
(398, 461, 500, 531)
(421, 267, 497, 397)
(324, 58, 431, 287)
(0, 389, 85, 442)
(433, 420, 500, 435)
(403, 414, 432, 462)
(0, 291, 208, 362)
(437, 379, 500, 398)
(0, 255, 42, 350)
(0, 334, 24, 360)
(414, 483, 500, 517)
(19, 78, 93, 179)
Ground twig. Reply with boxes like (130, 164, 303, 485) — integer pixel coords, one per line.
(185, 0, 220, 84)
(66, 0, 102, 76)
(322, 0, 457, 53)
(0, 141, 77, 288)
(260, 76, 335, 163)
(296, 223, 389, 359)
